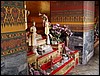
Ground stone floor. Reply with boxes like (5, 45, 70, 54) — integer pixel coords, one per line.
(68, 45, 99, 75)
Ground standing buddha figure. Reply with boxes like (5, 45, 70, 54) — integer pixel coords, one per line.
(30, 21, 37, 46)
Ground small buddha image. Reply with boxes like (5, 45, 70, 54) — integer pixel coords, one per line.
(30, 21, 37, 46)
(39, 13, 50, 45)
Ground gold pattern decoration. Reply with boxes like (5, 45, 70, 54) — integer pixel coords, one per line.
(1, 45, 27, 57)
(51, 22, 94, 25)
(1, 24, 25, 33)
(1, 32, 26, 55)
(1, 6, 25, 33)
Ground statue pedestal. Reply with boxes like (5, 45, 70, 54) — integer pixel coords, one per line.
(47, 35, 50, 45)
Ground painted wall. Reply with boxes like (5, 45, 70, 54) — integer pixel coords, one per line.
(26, 1, 50, 18)
(1, 1, 28, 75)
(51, 1, 94, 32)
(51, 1, 84, 32)
(26, 1, 50, 35)
(51, 1, 95, 64)
(83, 1, 95, 64)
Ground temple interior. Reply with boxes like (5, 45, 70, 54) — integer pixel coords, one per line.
(1, 1, 99, 75)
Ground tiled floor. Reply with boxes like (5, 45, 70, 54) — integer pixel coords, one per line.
(68, 45, 99, 75)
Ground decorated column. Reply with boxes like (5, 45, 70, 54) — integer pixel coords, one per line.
(51, 1, 95, 64)
(1, 1, 28, 75)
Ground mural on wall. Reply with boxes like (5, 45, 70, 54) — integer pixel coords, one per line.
(1, 6, 25, 27)
(1, 1, 25, 33)
(1, 1, 28, 75)
(1, 31, 27, 56)
(51, 1, 84, 32)
(83, 30, 94, 64)
(51, 10, 84, 23)
(1, 1, 24, 8)
(51, 1, 95, 64)
(82, 1, 94, 64)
